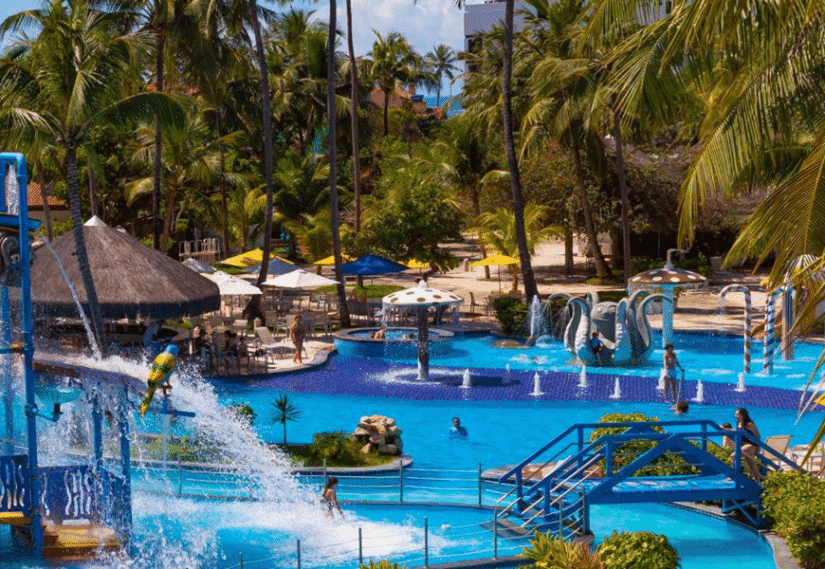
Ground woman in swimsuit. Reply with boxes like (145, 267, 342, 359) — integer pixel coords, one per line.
(662, 344, 683, 404)
(735, 407, 763, 482)
(320, 477, 343, 517)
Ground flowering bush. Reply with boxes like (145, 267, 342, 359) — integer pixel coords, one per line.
(596, 530, 680, 569)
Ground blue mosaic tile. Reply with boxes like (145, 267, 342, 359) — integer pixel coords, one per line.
(240, 354, 824, 414)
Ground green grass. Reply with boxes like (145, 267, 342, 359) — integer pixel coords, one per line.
(319, 283, 404, 298)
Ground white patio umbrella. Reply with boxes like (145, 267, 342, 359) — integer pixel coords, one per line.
(262, 269, 339, 289)
(205, 271, 262, 296)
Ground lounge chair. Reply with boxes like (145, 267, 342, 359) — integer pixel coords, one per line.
(254, 326, 288, 362)
(761, 435, 793, 473)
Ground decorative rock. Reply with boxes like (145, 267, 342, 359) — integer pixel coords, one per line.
(378, 444, 398, 455)
(350, 414, 404, 457)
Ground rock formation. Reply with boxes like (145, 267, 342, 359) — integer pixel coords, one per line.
(350, 414, 403, 456)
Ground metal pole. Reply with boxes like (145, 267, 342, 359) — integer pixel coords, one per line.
(478, 463, 483, 506)
(399, 462, 404, 503)
(297, 539, 301, 569)
(493, 508, 498, 558)
(323, 458, 328, 485)
(424, 517, 429, 567)
(178, 458, 183, 496)
(239, 552, 243, 569)
(359, 527, 363, 564)
(118, 385, 133, 548)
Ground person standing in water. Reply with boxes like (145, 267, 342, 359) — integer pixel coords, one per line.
(662, 343, 683, 403)
(320, 477, 343, 517)
(449, 417, 468, 437)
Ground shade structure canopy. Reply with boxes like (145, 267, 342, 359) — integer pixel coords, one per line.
(241, 257, 296, 276)
(182, 257, 215, 274)
(219, 248, 287, 268)
(29, 216, 220, 320)
(382, 281, 463, 381)
(629, 250, 708, 347)
(262, 269, 339, 289)
(204, 271, 262, 296)
(341, 254, 409, 276)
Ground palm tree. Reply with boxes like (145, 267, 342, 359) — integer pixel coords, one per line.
(270, 393, 300, 444)
(326, 0, 351, 328)
(344, 0, 362, 234)
(425, 44, 459, 107)
(364, 30, 419, 137)
(0, 0, 183, 352)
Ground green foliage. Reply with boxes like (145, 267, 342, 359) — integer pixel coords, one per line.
(139, 436, 222, 463)
(762, 470, 825, 568)
(492, 296, 529, 335)
(590, 413, 726, 477)
(521, 531, 603, 569)
(355, 181, 462, 272)
(596, 530, 680, 569)
(229, 403, 257, 425)
(305, 431, 365, 467)
(359, 561, 404, 569)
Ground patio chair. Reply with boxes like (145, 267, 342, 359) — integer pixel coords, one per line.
(762, 435, 793, 472)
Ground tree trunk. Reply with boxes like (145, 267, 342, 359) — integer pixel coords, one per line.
(247, 0, 277, 323)
(382, 88, 390, 137)
(564, 226, 573, 275)
(569, 128, 610, 278)
(613, 110, 631, 284)
(153, 31, 165, 250)
(502, 0, 538, 302)
(217, 110, 229, 258)
(66, 145, 106, 355)
(87, 160, 98, 218)
(329, 0, 351, 327)
(346, 0, 361, 234)
(36, 160, 53, 241)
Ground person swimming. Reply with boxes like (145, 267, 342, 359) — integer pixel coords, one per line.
(449, 417, 468, 437)
(320, 476, 343, 518)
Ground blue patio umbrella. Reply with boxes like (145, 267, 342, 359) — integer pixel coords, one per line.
(341, 254, 409, 276)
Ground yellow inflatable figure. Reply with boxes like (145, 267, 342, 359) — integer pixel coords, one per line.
(139, 345, 178, 417)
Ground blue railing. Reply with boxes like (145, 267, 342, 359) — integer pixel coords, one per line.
(0, 454, 29, 513)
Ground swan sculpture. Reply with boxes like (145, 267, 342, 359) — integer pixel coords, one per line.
(562, 291, 670, 366)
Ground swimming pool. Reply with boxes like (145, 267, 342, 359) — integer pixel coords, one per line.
(334, 330, 825, 391)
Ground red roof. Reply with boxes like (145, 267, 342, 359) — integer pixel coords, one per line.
(27, 182, 67, 209)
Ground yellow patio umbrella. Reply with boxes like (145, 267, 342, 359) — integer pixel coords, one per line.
(406, 259, 429, 270)
(220, 248, 263, 268)
(314, 254, 353, 265)
(471, 253, 520, 292)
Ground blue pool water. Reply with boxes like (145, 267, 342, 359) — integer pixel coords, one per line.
(334, 330, 825, 391)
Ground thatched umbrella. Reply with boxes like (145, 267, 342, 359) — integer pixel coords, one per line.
(30, 217, 220, 320)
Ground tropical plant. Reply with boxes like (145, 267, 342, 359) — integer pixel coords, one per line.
(492, 295, 529, 335)
(424, 44, 459, 107)
(364, 30, 420, 137)
(359, 561, 404, 569)
(229, 402, 257, 425)
(270, 393, 300, 444)
(521, 531, 603, 569)
(0, 0, 183, 352)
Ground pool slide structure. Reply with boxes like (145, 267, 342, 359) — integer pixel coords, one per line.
(493, 419, 800, 538)
(0, 153, 192, 561)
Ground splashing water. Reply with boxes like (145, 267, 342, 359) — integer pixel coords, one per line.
(42, 241, 101, 359)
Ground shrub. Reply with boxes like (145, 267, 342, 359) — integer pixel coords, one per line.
(596, 530, 680, 569)
(521, 531, 603, 569)
(493, 295, 529, 335)
(761, 470, 825, 568)
(306, 431, 362, 467)
(590, 412, 728, 477)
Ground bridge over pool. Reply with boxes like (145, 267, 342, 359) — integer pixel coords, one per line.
(489, 419, 800, 539)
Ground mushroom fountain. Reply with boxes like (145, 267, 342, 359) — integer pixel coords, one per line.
(382, 281, 463, 381)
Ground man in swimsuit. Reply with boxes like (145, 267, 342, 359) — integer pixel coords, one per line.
(449, 417, 468, 437)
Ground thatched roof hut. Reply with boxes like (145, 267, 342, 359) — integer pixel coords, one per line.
(30, 217, 220, 320)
